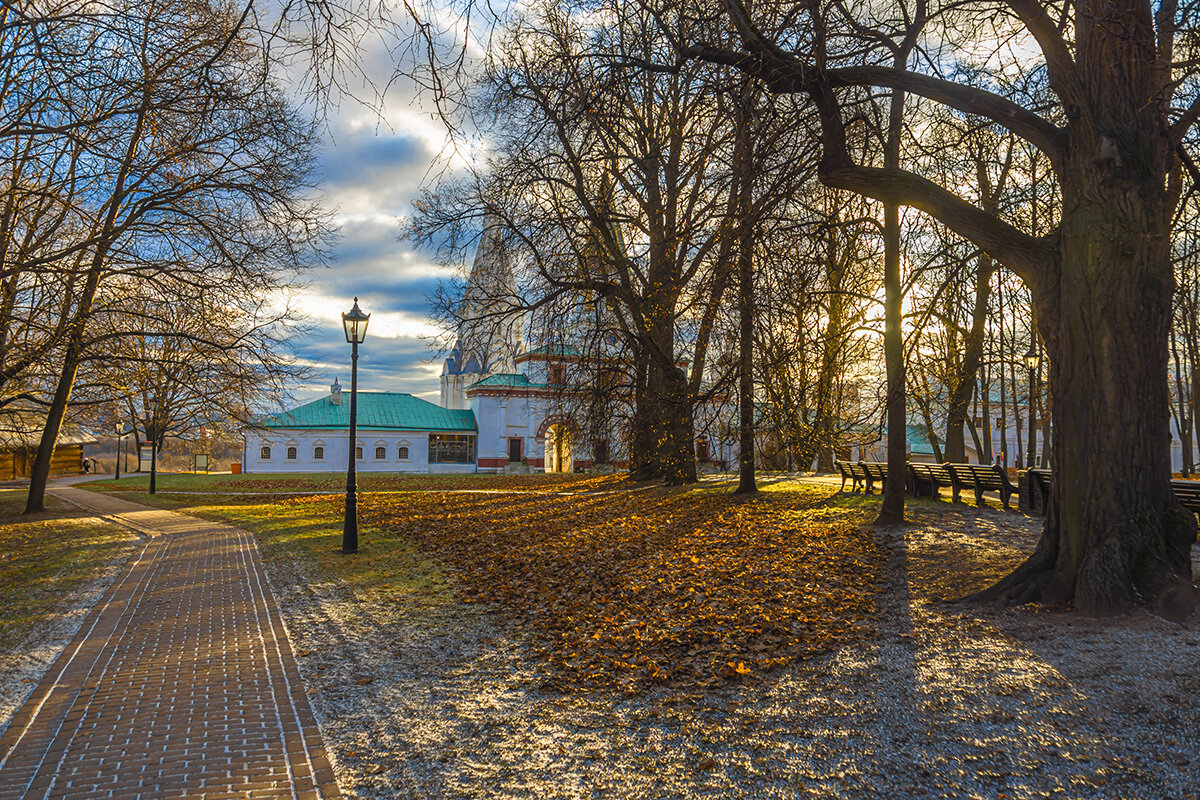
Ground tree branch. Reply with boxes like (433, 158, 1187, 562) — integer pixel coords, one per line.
(818, 156, 1054, 283)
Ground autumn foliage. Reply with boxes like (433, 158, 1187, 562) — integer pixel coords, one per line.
(298, 479, 885, 692)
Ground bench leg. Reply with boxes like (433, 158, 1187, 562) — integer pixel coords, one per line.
(952, 481, 962, 503)
(975, 486, 986, 506)
(1000, 487, 1012, 509)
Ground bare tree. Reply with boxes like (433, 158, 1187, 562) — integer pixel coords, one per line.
(685, 0, 1200, 618)
(10, 0, 328, 513)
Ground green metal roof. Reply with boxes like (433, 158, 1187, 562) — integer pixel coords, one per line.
(907, 424, 936, 455)
(466, 373, 546, 389)
(259, 392, 476, 432)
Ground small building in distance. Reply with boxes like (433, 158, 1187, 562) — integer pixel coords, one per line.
(242, 383, 478, 474)
(0, 412, 96, 480)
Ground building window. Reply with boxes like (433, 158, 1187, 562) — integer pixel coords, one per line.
(593, 439, 609, 463)
(260, 446, 271, 460)
(355, 446, 363, 459)
(375, 446, 386, 460)
(398, 446, 409, 460)
(429, 434, 477, 464)
(696, 437, 710, 463)
(286, 446, 297, 460)
(548, 364, 566, 385)
(313, 446, 324, 460)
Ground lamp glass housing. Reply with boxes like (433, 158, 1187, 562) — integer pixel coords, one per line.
(1023, 346, 1040, 372)
(342, 298, 370, 343)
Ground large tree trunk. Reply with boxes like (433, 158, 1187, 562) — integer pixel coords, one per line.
(24, 349, 81, 513)
(628, 349, 660, 481)
(970, 196, 1197, 619)
(660, 363, 697, 485)
(734, 87, 757, 495)
(968, 0, 1197, 618)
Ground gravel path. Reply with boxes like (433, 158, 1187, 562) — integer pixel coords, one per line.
(261, 500, 1200, 800)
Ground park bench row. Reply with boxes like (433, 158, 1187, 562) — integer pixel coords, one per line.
(836, 459, 1018, 509)
(1025, 468, 1200, 517)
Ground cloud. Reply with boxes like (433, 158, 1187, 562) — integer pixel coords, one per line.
(276, 11, 485, 409)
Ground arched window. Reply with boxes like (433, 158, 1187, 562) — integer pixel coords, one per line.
(313, 446, 324, 460)
(398, 446, 409, 460)
(355, 446, 363, 459)
(260, 445, 271, 460)
(286, 446, 297, 460)
(375, 446, 386, 460)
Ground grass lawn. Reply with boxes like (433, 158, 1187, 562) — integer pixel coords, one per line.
(81, 473, 886, 691)
(78, 474, 465, 610)
(0, 489, 141, 654)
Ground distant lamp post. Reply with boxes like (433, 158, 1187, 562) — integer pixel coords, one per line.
(341, 297, 370, 554)
(1024, 343, 1041, 469)
(114, 423, 124, 481)
(149, 425, 158, 495)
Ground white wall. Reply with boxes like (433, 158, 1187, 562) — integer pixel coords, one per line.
(243, 429, 473, 474)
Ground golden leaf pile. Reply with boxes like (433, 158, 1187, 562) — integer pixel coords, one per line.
(288, 480, 883, 692)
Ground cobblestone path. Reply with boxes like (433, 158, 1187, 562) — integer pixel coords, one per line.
(0, 488, 340, 800)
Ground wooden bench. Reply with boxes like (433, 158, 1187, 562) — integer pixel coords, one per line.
(1024, 471, 1200, 517)
(1024, 468, 1053, 515)
(1172, 479, 1200, 515)
(944, 462, 1018, 508)
(836, 460, 867, 492)
(860, 462, 889, 494)
(907, 462, 953, 499)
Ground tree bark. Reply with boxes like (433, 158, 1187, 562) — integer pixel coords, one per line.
(970, 193, 1197, 619)
(876, 87, 907, 524)
(734, 84, 757, 495)
(659, 361, 697, 485)
(628, 349, 660, 480)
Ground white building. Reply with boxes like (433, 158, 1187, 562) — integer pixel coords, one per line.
(243, 380, 479, 474)
(246, 220, 629, 474)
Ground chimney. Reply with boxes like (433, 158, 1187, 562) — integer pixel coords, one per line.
(330, 377, 343, 406)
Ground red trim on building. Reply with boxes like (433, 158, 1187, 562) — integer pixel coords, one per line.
(536, 414, 579, 438)
(478, 457, 508, 468)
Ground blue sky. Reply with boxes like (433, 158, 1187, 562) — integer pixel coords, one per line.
(283, 74, 463, 408)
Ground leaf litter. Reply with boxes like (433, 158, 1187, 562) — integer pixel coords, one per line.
(281, 481, 883, 692)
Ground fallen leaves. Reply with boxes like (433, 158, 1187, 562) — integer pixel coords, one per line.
(281, 480, 884, 692)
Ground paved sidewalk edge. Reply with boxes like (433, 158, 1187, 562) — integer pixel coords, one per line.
(9, 486, 343, 800)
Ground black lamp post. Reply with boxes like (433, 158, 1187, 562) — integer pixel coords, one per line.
(1024, 343, 1040, 469)
(341, 297, 370, 554)
(148, 424, 158, 495)
(114, 423, 123, 481)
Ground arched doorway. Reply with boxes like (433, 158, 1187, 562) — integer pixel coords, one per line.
(544, 423, 574, 473)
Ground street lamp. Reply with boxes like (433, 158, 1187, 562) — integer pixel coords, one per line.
(114, 423, 126, 481)
(341, 297, 370, 554)
(1024, 342, 1040, 469)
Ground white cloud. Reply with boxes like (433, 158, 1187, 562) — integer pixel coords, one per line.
(295, 289, 448, 340)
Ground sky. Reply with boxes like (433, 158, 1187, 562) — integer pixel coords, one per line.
(281, 51, 467, 410)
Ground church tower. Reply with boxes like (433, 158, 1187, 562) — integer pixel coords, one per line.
(440, 216, 525, 409)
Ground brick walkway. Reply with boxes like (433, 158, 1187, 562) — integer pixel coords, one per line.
(0, 488, 340, 800)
